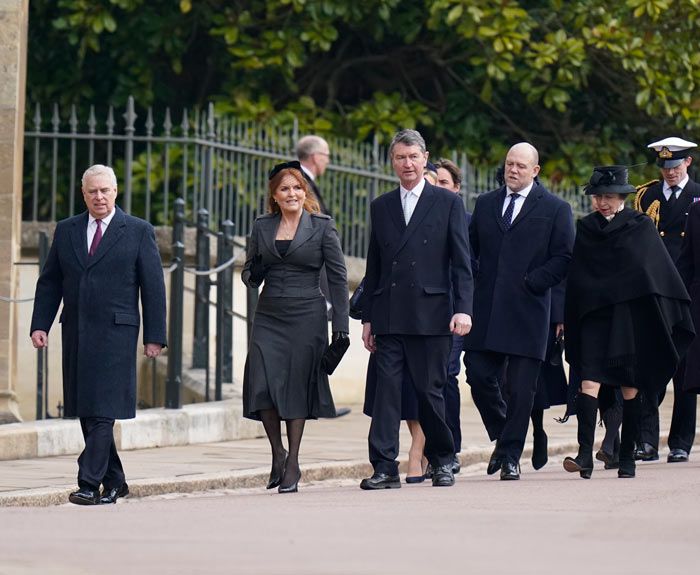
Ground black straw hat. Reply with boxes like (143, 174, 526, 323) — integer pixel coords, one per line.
(583, 165, 636, 196)
(268, 160, 302, 180)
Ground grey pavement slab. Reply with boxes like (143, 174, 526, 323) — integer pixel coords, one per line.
(0, 399, 686, 506)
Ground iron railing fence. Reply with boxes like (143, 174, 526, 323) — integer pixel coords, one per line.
(23, 97, 585, 259)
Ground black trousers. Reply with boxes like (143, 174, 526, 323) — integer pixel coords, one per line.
(77, 417, 125, 490)
(638, 360, 697, 452)
(466, 351, 541, 461)
(368, 334, 454, 475)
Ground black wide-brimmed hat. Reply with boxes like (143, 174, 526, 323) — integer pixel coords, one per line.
(583, 165, 636, 195)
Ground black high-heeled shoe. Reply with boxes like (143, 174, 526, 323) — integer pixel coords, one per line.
(267, 450, 288, 490)
(278, 470, 301, 494)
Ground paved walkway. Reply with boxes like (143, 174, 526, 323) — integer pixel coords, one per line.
(0, 398, 681, 506)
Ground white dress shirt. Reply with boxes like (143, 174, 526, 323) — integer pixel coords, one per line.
(87, 208, 116, 251)
(400, 178, 426, 224)
(501, 181, 534, 220)
(663, 175, 688, 201)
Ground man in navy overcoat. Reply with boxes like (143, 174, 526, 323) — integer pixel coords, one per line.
(360, 129, 473, 489)
(30, 164, 167, 505)
(466, 143, 574, 480)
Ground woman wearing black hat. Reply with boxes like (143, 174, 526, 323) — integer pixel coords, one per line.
(242, 161, 350, 493)
(563, 166, 694, 479)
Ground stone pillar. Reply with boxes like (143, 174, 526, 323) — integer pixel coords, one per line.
(0, 0, 28, 423)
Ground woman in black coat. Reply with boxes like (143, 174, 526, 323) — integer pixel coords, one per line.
(242, 161, 349, 493)
(563, 166, 694, 479)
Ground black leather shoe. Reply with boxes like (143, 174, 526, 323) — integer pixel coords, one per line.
(634, 442, 659, 461)
(451, 454, 461, 475)
(431, 465, 455, 487)
(360, 472, 401, 490)
(667, 448, 689, 463)
(487, 450, 502, 476)
(500, 460, 520, 481)
(100, 483, 129, 504)
(69, 487, 100, 506)
(278, 471, 301, 494)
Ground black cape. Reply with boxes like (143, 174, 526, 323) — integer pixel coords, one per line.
(564, 208, 694, 392)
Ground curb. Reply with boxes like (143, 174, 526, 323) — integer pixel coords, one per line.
(0, 440, 582, 507)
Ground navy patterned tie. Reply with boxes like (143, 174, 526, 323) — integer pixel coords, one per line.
(502, 193, 520, 229)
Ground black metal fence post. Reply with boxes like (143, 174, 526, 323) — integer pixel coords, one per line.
(214, 231, 224, 401)
(192, 209, 210, 369)
(165, 198, 186, 409)
(221, 220, 235, 383)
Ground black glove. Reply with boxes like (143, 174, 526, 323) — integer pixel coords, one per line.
(332, 331, 349, 343)
(249, 254, 268, 284)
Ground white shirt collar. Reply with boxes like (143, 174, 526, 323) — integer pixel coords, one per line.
(506, 181, 534, 198)
(300, 164, 315, 181)
(663, 175, 689, 193)
(400, 178, 426, 199)
(89, 207, 116, 227)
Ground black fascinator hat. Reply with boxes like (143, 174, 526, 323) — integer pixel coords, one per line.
(268, 160, 302, 180)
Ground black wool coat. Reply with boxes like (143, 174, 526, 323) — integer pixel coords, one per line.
(30, 208, 167, 419)
(466, 182, 574, 360)
(565, 208, 694, 392)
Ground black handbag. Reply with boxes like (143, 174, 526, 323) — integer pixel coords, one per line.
(349, 277, 365, 320)
(549, 331, 564, 366)
(321, 334, 350, 375)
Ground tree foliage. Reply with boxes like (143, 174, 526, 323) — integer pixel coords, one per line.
(27, 0, 700, 182)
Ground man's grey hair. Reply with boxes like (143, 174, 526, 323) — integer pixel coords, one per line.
(82, 164, 117, 189)
(389, 129, 427, 155)
(296, 135, 329, 161)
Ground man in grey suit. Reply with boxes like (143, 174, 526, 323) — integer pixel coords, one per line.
(30, 164, 167, 505)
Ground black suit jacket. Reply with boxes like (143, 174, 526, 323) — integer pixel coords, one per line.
(466, 182, 574, 360)
(636, 178, 700, 263)
(362, 181, 473, 336)
(30, 207, 167, 419)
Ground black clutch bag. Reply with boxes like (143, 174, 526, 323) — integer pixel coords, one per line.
(549, 332, 564, 366)
(349, 277, 365, 320)
(321, 335, 350, 375)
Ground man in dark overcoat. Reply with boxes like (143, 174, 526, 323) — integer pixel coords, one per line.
(634, 137, 700, 463)
(465, 142, 574, 480)
(678, 200, 700, 398)
(360, 129, 473, 489)
(30, 164, 167, 505)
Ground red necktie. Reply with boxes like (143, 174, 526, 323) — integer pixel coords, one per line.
(89, 219, 102, 256)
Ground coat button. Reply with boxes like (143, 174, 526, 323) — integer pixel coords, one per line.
(392, 260, 397, 265)
(682, 232, 685, 237)
(660, 231, 666, 237)
(423, 239, 428, 244)
(391, 282, 396, 287)
(411, 261, 415, 266)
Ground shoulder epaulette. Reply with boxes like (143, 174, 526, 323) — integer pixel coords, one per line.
(310, 212, 331, 219)
(255, 212, 275, 220)
(633, 179, 660, 213)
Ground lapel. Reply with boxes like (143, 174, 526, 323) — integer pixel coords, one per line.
(285, 209, 317, 258)
(386, 188, 406, 236)
(509, 183, 544, 230)
(259, 214, 283, 259)
(492, 187, 508, 233)
(87, 207, 127, 268)
(69, 212, 89, 269)
(393, 182, 437, 256)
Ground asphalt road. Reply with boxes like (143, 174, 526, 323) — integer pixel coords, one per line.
(1, 455, 698, 575)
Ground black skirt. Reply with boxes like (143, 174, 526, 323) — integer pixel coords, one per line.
(243, 295, 336, 420)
